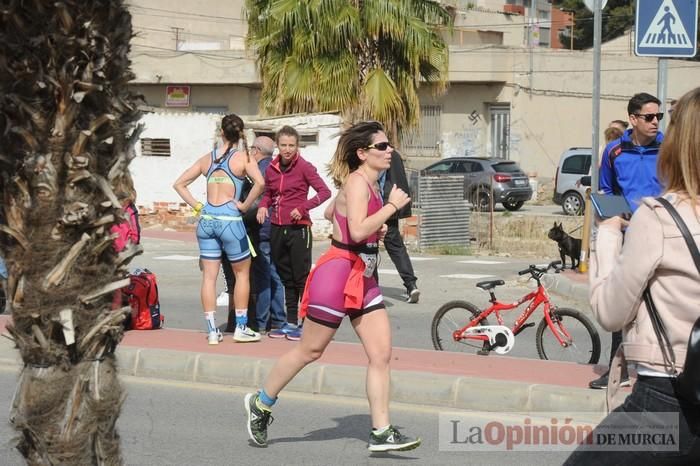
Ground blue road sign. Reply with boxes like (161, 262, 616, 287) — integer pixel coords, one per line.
(635, 0, 698, 57)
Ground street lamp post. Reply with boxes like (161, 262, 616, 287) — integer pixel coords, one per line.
(560, 8, 575, 50)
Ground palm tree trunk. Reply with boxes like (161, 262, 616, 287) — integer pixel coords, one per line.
(0, 1, 142, 464)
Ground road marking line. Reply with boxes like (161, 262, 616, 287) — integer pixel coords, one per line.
(440, 274, 494, 279)
(458, 260, 506, 265)
(153, 255, 199, 261)
(408, 257, 436, 261)
(377, 269, 399, 275)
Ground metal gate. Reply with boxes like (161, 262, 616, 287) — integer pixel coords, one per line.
(489, 104, 511, 159)
(418, 176, 471, 251)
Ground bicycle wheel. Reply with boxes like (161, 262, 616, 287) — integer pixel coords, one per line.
(535, 308, 601, 364)
(431, 300, 489, 353)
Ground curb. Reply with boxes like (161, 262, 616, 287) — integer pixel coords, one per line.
(546, 273, 589, 303)
(0, 336, 606, 415)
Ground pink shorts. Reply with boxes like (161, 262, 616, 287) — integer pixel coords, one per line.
(305, 257, 385, 329)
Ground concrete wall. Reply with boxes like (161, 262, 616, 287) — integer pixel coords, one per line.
(131, 112, 220, 209)
(131, 84, 260, 115)
(415, 48, 700, 179)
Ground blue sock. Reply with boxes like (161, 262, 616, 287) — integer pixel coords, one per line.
(258, 388, 277, 407)
(204, 311, 216, 333)
(235, 309, 247, 327)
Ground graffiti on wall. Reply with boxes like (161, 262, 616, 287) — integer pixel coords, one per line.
(441, 109, 485, 157)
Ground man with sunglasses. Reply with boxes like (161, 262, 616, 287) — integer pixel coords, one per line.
(590, 92, 664, 391)
(599, 92, 664, 212)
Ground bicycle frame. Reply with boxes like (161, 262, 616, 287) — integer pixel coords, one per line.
(454, 283, 573, 347)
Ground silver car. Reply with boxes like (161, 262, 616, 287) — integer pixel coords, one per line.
(414, 157, 533, 211)
(553, 147, 592, 216)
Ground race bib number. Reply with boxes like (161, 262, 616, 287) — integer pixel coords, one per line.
(359, 253, 378, 278)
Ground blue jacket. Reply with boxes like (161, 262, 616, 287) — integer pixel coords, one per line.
(599, 129, 663, 212)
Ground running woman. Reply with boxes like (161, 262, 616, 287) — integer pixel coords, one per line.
(244, 121, 421, 452)
(174, 114, 264, 344)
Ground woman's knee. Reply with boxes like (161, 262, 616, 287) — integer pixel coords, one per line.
(367, 346, 392, 367)
(298, 345, 325, 364)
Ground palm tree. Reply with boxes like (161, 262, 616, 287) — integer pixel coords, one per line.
(0, 1, 142, 463)
(245, 0, 452, 134)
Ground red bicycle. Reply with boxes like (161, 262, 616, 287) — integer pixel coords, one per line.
(431, 261, 601, 364)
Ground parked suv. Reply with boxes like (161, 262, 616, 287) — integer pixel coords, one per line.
(413, 157, 533, 211)
(553, 147, 592, 216)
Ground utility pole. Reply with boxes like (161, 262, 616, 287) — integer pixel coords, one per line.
(560, 8, 575, 50)
(529, 0, 535, 90)
(171, 26, 183, 51)
(590, 0, 602, 191)
(657, 58, 668, 132)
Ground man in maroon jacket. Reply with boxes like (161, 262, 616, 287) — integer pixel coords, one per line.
(256, 125, 331, 340)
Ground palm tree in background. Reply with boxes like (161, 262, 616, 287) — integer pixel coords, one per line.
(245, 0, 453, 136)
(0, 1, 142, 463)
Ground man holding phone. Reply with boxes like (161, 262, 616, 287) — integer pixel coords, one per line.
(589, 92, 665, 390)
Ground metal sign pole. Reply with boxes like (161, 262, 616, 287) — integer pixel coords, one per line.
(657, 58, 668, 132)
(591, 0, 602, 191)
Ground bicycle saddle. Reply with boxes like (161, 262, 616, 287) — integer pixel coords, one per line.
(475, 279, 505, 290)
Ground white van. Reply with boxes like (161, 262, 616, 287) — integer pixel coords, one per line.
(553, 148, 592, 216)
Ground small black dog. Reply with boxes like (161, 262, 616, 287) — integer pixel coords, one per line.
(548, 222, 581, 270)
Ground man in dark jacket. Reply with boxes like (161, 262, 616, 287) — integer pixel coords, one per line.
(380, 150, 419, 303)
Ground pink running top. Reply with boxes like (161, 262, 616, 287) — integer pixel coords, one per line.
(333, 181, 383, 246)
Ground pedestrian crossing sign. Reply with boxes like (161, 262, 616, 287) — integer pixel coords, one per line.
(636, 0, 698, 57)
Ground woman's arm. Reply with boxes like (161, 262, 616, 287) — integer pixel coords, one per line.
(589, 204, 664, 331)
(345, 175, 409, 243)
(173, 155, 207, 208)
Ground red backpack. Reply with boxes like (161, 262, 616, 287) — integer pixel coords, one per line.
(122, 269, 163, 330)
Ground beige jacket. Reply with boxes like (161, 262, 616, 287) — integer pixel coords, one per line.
(590, 194, 700, 373)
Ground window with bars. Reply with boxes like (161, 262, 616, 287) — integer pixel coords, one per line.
(140, 138, 171, 157)
(400, 105, 442, 153)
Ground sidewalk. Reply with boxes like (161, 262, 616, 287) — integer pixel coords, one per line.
(546, 268, 589, 303)
(0, 314, 612, 416)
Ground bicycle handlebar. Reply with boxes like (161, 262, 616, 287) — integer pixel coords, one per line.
(517, 260, 562, 276)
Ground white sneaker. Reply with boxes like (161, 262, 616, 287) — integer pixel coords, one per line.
(208, 329, 223, 345)
(216, 291, 229, 307)
(406, 288, 420, 304)
(233, 325, 261, 343)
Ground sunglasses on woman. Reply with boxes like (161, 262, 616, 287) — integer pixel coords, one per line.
(366, 141, 392, 151)
(634, 112, 664, 122)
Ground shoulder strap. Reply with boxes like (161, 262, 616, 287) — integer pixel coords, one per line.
(642, 197, 700, 374)
(656, 197, 700, 275)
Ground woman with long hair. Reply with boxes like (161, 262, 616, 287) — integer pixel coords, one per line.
(566, 88, 700, 463)
(174, 114, 264, 344)
(244, 121, 421, 452)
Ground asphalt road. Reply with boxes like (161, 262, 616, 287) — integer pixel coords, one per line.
(0, 367, 573, 465)
(130, 235, 611, 364)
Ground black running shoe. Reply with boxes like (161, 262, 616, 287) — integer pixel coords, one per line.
(589, 371, 631, 389)
(368, 425, 421, 452)
(244, 392, 273, 447)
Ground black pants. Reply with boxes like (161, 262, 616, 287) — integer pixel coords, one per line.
(383, 219, 417, 290)
(565, 376, 700, 465)
(270, 224, 312, 325)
